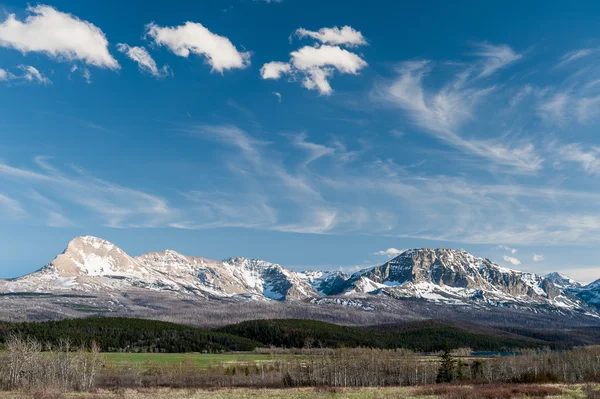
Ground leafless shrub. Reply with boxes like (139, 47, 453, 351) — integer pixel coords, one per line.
(0, 335, 103, 392)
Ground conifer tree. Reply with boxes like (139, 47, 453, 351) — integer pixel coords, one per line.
(436, 341, 456, 383)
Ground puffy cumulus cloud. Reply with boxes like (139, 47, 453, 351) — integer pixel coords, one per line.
(533, 254, 544, 262)
(18, 65, 51, 84)
(290, 45, 367, 74)
(503, 255, 521, 266)
(117, 43, 171, 78)
(294, 26, 367, 47)
(261, 27, 368, 95)
(260, 61, 291, 79)
(374, 248, 406, 257)
(0, 5, 119, 70)
(145, 22, 250, 73)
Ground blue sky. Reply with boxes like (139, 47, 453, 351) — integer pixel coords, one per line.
(1, 0, 600, 283)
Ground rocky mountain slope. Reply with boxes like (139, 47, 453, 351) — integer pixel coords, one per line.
(0, 236, 598, 320)
(0, 236, 317, 301)
(572, 278, 600, 310)
(327, 248, 591, 312)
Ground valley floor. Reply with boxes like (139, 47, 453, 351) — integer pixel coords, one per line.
(1, 384, 599, 399)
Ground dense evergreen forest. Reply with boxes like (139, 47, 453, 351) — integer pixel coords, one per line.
(216, 319, 548, 352)
(0, 317, 590, 353)
(0, 318, 260, 353)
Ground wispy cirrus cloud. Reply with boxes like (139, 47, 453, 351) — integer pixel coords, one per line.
(0, 65, 50, 84)
(495, 245, 517, 254)
(558, 48, 598, 67)
(18, 65, 51, 84)
(0, 193, 26, 218)
(0, 158, 176, 228)
(472, 42, 522, 77)
(375, 57, 542, 174)
(117, 43, 171, 78)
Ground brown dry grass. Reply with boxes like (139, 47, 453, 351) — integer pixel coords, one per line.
(0, 384, 597, 399)
(413, 383, 564, 399)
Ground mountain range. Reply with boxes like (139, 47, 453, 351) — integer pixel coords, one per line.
(0, 235, 599, 323)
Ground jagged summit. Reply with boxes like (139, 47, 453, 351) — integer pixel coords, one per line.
(46, 235, 139, 277)
(544, 272, 582, 289)
(0, 238, 597, 316)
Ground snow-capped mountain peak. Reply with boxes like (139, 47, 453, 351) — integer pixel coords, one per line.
(0, 239, 598, 316)
(544, 272, 582, 289)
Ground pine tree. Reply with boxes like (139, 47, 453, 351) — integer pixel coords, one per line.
(436, 341, 456, 383)
(456, 360, 465, 381)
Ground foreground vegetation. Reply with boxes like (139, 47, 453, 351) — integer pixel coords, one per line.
(1, 385, 600, 399)
(2, 334, 600, 393)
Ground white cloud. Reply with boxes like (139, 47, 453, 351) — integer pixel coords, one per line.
(576, 95, 600, 123)
(379, 60, 542, 173)
(290, 45, 367, 74)
(496, 244, 517, 254)
(503, 255, 521, 265)
(555, 143, 600, 175)
(260, 62, 291, 79)
(0, 193, 26, 217)
(262, 26, 368, 95)
(472, 42, 521, 77)
(117, 43, 171, 78)
(0, 5, 119, 69)
(145, 21, 250, 73)
(0, 65, 51, 84)
(18, 65, 51, 84)
(82, 68, 91, 84)
(262, 44, 367, 95)
(533, 254, 544, 262)
(285, 132, 335, 166)
(374, 248, 406, 257)
(294, 26, 367, 47)
(0, 158, 176, 228)
(0, 68, 14, 81)
(538, 92, 570, 125)
(301, 67, 333, 94)
(558, 48, 596, 67)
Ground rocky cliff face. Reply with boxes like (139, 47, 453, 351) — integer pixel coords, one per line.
(0, 237, 596, 315)
(572, 278, 600, 310)
(329, 248, 589, 311)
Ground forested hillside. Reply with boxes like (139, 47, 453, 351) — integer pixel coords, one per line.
(0, 317, 593, 353)
(216, 319, 549, 351)
(0, 318, 261, 353)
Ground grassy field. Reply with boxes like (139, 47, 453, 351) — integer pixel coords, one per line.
(0, 385, 598, 399)
(103, 352, 277, 368)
